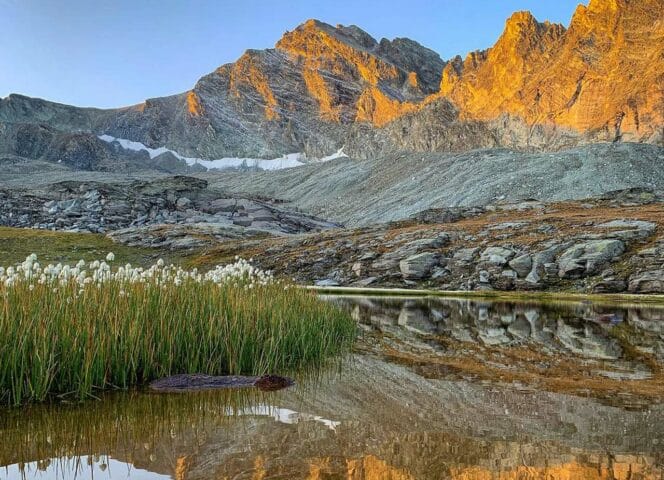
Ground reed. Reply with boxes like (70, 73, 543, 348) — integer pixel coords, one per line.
(0, 255, 355, 405)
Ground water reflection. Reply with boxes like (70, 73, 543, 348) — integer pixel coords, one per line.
(1, 297, 664, 479)
(328, 296, 664, 407)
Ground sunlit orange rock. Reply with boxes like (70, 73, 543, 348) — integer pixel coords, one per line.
(274, 19, 439, 126)
(438, 0, 664, 143)
(228, 51, 280, 121)
(186, 92, 204, 117)
(345, 455, 415, 480)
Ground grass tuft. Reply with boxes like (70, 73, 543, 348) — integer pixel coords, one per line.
(0, 256, 355, 406)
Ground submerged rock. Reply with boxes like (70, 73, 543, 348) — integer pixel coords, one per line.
(149, 374, 295, 392)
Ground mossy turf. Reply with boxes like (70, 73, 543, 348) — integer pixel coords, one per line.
(0, 227, 189, 267)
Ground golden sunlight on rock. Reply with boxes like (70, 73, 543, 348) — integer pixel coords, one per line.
(302, 67, 341, 121)
(355, 87, 418, 127)
(437, 0, 664, 142)
(186, 91, 203, 117)
(275, 19, 427, 126)
(407, 72, 419, 89)
(252, 455, 267, 480)
(229, 52, 280, 121)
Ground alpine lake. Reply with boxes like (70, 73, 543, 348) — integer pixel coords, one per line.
(2, 293, 664, 480)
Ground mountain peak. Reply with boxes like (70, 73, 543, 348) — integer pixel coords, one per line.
(499, 10, 565, 44)
(281, 19, 378, 51)
(504, 10, 539, 30)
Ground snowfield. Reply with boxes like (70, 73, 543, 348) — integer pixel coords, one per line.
(98, 134, 348, 171)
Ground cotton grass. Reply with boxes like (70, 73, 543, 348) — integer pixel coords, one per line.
(0, 254, 355, 406)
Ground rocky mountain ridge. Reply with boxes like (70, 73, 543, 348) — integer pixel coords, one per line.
(0, 0, 662, 166)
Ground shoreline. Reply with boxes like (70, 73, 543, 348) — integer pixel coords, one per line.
(308, 285, 664, 307)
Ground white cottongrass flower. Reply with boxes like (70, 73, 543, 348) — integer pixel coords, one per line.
(0, 254, 275, 292)
(106, 252, 115, 262)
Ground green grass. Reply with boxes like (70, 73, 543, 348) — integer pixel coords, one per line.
(0, 278, 355, 406)
(0, 227, 189, 267)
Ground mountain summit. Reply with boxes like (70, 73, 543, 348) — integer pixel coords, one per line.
(0, 0, 662, 165)
(439, 0, 664, 143)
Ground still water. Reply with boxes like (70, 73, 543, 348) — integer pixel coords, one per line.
(2, 296, 664, 479)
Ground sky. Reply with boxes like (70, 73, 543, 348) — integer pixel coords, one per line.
(0, 0, 584, 108)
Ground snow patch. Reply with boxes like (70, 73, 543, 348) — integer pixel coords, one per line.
(319, 147, 349, 162)
(98, 134, 347, 171)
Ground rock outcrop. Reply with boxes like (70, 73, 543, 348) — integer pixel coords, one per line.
(439, 0, 664, 145)
(0, 176, 339, 248)
(187, 191, 664, 294)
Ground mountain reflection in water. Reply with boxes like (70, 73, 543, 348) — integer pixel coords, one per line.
(1, 296, 664, 479)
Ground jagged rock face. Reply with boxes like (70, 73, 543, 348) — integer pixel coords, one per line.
(90, 20, 448, 159)
(440, 0, 664, 144)
(275, 20, 443, 125)
(0, 1, 662, 162)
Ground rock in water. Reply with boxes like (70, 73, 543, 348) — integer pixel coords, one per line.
(149, 374, 294, 392)
(254, 375, 296, 391)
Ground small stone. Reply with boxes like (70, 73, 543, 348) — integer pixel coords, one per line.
(351, 262, 362, 277)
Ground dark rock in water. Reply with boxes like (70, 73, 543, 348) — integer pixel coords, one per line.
(254, 374, 296, 391)
(148, 373, 294, 393)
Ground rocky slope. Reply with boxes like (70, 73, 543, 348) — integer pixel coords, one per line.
(208, 143, 664, 225)
(0, 0, 661, 165)
(0, 176, 338, 249)
(188, 189, 664, 294)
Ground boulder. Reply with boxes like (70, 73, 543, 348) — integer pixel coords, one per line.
(175, 197, 192, 210)
(232, 218, 253, 227)
(452, 247, 479, 263)
(351, 262, 362, 277)
(351, 277, 377, 287)
(525, 267, 543, 285)
(404, 233, 451, 251)
(628, 270, 664, 294)
(596, 219, 657, 239)
(508, 254, 532, 277)
(558, 239, 625, 278)
(399, 252, 439, 279)
(480, 246, 515, 265)
(593, 279, 628, 293)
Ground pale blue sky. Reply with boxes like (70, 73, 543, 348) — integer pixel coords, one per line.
(0, 0, 584, 108)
